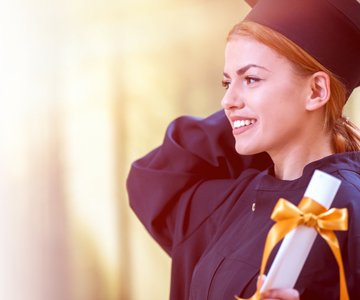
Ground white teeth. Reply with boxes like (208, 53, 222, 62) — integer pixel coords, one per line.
(234, 119, 256, 129)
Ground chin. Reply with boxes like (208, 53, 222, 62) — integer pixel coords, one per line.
(235, 144, 262, 156)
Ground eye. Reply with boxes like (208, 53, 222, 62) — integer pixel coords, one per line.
(222, 80, 231, 90)
(245, 76, 260, 84)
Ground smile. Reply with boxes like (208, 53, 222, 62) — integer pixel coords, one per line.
(234, 119, 256, 129)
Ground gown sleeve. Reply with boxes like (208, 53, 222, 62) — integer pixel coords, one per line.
(126, 110, 272, 255)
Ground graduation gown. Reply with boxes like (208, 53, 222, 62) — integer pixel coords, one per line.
(127, 110, 360, 300)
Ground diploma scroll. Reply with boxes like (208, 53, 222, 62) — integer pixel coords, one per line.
(260, 170, 342, 292)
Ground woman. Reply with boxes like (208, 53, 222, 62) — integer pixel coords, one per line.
(127, 0, 360, 299)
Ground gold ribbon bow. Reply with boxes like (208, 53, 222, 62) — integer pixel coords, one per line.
(236, 197, 348, 300)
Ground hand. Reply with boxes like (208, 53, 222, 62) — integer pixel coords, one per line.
(258, 275, 299, 300)
(260, 288, 299, 300)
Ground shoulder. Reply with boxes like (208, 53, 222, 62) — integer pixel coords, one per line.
(330, 152, 360, 200)
(331, 168, 360, 207)
(323, 157, 360, 245)
(337, 169, 360, 194)
(330, 167, 360, 235)
(313, 152, 360, 207)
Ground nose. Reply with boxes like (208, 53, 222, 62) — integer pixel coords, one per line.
(221, 85, 245, 110)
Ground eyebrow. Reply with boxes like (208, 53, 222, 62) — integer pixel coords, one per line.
(223, 64, 270, 78)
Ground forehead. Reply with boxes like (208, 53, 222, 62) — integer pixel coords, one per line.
(224, 36, 288, 71)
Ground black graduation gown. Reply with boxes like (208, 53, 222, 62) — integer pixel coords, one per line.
(127, 110, 360, 300)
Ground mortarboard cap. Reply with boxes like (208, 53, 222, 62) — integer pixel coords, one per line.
(244, 0, 360, 96)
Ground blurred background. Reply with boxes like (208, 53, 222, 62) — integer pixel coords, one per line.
(0, 0, 359, 299)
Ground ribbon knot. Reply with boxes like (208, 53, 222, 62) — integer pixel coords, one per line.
(302, 213, 318, 227)
(236, 196, 349, 300)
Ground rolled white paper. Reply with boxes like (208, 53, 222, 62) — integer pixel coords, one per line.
(260, 170, 342, 292)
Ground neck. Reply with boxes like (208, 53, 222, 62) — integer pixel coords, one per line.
(269, 131, 334, 181)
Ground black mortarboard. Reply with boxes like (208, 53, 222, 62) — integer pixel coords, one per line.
(244, 0, 360, 96)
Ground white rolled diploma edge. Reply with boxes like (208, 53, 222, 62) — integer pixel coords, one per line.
(260, 169, 342, 293)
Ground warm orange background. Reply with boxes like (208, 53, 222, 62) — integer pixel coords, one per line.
(0, 0, 358, 299)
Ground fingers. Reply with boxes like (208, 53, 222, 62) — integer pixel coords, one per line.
(257, 275, 266, 289)
(256, 274, 299, 300)
(260, 288, 299, 300)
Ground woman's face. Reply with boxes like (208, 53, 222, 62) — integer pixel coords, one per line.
(221, 35, 311, 157)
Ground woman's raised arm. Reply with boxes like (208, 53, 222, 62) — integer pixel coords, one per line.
(127, 110, 272, 254)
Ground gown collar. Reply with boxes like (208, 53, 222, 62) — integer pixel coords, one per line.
(256, 151, 360, 192)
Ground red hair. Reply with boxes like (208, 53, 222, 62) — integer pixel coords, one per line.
(228, 21, 360, 153)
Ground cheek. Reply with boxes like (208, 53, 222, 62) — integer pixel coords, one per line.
(263, 105, 304, 144)
(259, 83, 305, 122)
(255, 97, 304, 143)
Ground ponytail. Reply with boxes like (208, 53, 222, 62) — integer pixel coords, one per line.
(333, 117, 360, 153)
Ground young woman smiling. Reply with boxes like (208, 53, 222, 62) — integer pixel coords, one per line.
(222, 21, 360, 181)
(127, 0, 360, 299)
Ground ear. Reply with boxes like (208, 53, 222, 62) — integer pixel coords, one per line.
(305, 71, 331, 111)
